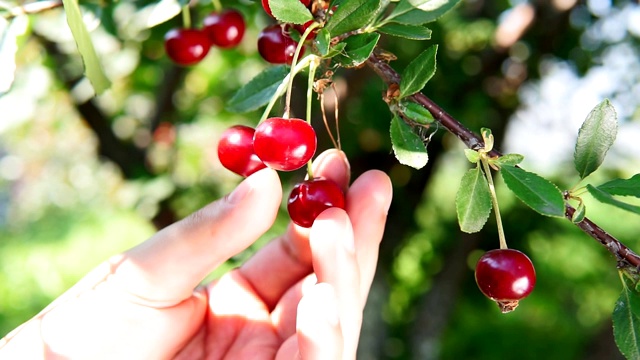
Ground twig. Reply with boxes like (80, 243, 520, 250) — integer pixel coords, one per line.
(366, 52, 640, 270)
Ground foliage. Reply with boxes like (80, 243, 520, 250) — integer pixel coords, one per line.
(2, 0, 640, 358)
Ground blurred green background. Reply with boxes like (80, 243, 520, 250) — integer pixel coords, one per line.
(1, 0, 640, 359)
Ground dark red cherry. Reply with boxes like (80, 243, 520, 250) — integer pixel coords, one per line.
(475, 248, 536, 313)
(217, 125, 267, 177)
(295, 20, 317, 40)
(257, 24, 304, 65)
(261, 0, 312, 18)
(288, 178, 346, 228)
(164, 28, 211, 66)
(253, 117, 317, 171)
(203, 9, 245, 48)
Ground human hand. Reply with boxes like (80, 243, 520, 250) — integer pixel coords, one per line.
(0, 149, 393, 359)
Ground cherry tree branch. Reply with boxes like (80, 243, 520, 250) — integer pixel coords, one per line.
(366, 52, 640, 270)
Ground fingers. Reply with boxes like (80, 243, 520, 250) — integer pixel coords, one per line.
(110, 168, 283, 305)
(296, 283, 343, 360)
(346, 170, 392, 305)
(308, 208, 361, 359)
(238, 149, 350, 309)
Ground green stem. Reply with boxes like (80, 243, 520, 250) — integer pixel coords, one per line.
(182, 5, 191, 29)
(260, 55, 316, 124)
(211, 0, 222, 12)
(283, 22, 320, 119)
(481, 157, 508, 250)
(305, 57, 320, 179)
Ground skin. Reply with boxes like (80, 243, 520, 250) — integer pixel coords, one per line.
(0, 149, 393, 360)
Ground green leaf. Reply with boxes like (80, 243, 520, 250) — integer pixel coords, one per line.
(571, 202, 586, 223)
(383, 0, 462, 26)
(574, 99, 618, 179)
(315, 29, 331, 56)
(456, 165, 492, 233)
(500, 165, 565, 217)
(333, 33, 380, 68)
(613, 274, 640, 360)
(269, 0, 314, 24)
(227, 66, 289, 113)
(399, 101, 434, 125)
(586, 185, 640, 216)
(62, 0, 111, 94)
(492, 153, 525, 167)
(597, 174, 640, 197)
(324, 0, 383, 37)
(463, 149, 480, 163)
(390, 114, 428, 169)
(376, 23, 432, 40)
(399, 45, 437, 99)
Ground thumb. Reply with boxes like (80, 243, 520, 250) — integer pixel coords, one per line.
(111, 168, 282, 305)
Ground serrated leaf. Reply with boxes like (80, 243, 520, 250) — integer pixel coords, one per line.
(324, 0, 383, 37)
(62, 0, 111, 94)
(597, 174, 640, 197)
(390, 114, 428, 169)
(492, 153, 525, 167)
(269, 0, 314, 24)
(333, 33, 380, 68)
(587, 185, 640, 216)
(500, 165, 565, 217)
(574, 99, 618, 179)
(456, 165, 492, 233)
(227, 66, 289, 113)
(377, 23, 432, 40)
(399, 45, 437, 98)
(383, 0, 462, 25)
(613, 275, 640, 360)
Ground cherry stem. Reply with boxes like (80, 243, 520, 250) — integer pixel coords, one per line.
(211, 0, 222, 12)
(481, 156, 508, 249)
(306, 57, 319, 179)
(284, 22, 320, 119)
(260, 55, 316, 124)
(182, 5, 191, 29)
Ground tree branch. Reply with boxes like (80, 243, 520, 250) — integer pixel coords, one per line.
(366, 52, 640, 270)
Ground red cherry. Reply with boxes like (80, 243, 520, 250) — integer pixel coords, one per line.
(217, 125, 267, 177)
(261, 0, 312, 18)
(288, 178, 345, 228)
(164, 28, 211, 66)
(253, 117, 317, 171)
(295, 20, 317, 40)
(257, 25, 304, 65)
(475, 248, 536, 313)
(203, 9, 245, 48)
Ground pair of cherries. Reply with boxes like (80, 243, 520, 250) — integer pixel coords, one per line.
(257, 0, 321, 64)
(217, 118, 345, 228)
(164, 9, 245, 66)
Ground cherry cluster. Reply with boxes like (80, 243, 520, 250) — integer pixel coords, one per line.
(164, 9, 245, 66)
(217, 118, 345, 228)
(257, 0, 325, 64)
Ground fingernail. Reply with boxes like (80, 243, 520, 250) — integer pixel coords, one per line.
(314, 149, 350, 176)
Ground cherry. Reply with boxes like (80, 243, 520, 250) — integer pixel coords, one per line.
(217, 125, 267, 177)
(253, 117, 317, 171)
(288, 178, 345, 228)
(164, 28, 211, 66)
(203, 9, 245, 49)
(261, 0, 312, 18)
(295, 20, 317, 40)
(475, 248, 536, 313)
(257, 24, 304, 65)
